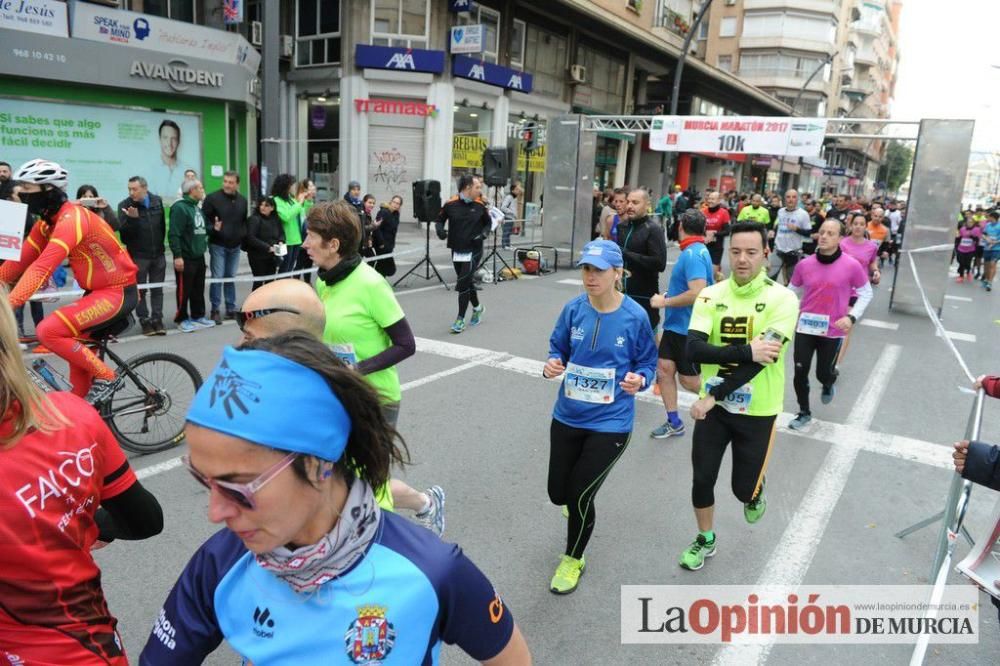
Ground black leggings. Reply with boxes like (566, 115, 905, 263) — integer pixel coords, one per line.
(454, 253, 481, 318)
(691, 408, 775, 508)
(793, 333, 842, 415)
(956, 251, 974, 277)
(548, 419, 630, 560)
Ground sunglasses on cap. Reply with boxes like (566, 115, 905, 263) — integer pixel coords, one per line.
(235, 307, 301, 332)
(182, 452, 297, 510)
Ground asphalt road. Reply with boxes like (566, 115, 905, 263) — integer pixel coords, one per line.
(27, 224, 1000, 665)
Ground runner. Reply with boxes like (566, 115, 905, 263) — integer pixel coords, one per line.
(617, 188, 667, 332)
(0, 297, 163, 665)
(867, 208, 892, 268)
(602, 187, 629, 242)
(770, 189, 812, 284)
(0, 159, 139, 403)
(955, 214, 982, 283)
(981, 210, 1000, 291)
(435, 175, 491, 334)
(679, 222, 799, 571)
(703, 191, 731, 280)
(836, 212, 882, 366)
(543, 240, 657, 593)
(139, 334, 530, 664)
(786, 219, 873, 431)
(650, 209, 713, 438)
(736, 193, 771, 226)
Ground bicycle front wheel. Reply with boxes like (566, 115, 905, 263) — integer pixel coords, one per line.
(105, 352, 203, 454)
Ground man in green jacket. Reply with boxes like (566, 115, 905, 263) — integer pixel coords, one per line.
(168, 178, 215, 332)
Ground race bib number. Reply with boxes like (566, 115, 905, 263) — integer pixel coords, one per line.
(796, 312, 830, 336)
(959, 237, 975, 249)
(563, 363, 615, 404)
(706, 376, 752, 414)
(453, 251, 473, 262)
(329, 343, 357, 367)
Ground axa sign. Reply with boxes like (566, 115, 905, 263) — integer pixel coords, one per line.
(355, 44, 445, 74)
(452, 55, 533, 93)
(130, 59, 225, 92)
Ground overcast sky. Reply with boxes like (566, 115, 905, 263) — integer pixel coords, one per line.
(891, 0, 1000, 153)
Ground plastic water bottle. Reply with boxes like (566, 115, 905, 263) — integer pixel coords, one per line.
(31, 359, 73, 392)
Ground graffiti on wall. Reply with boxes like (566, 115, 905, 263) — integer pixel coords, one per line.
(370, 147, 409, 189)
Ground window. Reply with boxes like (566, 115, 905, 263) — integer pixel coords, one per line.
(743, 11, 836, 42)
(717, 54, 732, 72)
(576, 43, 626, 112)
(698, 19, 709, 40)
(510, 19, 526, 68)
(523, 24, 568, 97)
(739, 52, 828, 81)
(719, 17, 737, 37)
(132, 0, 196, 22)
(372, 0, 429, 49)
(457, 5, 501, 64)
(297, 0, 340, 67)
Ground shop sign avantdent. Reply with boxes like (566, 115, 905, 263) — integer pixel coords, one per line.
(130, 59, 224, 92)
(355, 98, 438, 117)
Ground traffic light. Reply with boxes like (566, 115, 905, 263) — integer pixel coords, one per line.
(522, 123, 539, 151)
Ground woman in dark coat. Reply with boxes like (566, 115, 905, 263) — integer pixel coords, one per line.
(372, 195, 402, 277)
(244, 197, 285, 290)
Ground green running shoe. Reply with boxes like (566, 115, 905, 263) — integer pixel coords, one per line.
(745, 478, 767, 524)
(679, 534, 717, 571)
(470, 304, 485, 327)
(449, 318, 466, 334)
(550, 554, 586, 594)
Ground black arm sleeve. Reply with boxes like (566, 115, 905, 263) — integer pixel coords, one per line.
(796, 226, 814, 237)
(707, 362, 769, 399)
(355, 317, 416, 376)
(96, 481, 164, 542)
(686, 330, 753, 364)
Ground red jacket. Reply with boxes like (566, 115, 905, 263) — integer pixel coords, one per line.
(983, 375, 1000, 399)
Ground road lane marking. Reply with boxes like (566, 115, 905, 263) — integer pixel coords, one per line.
(557, 279, 584, 286)
(944, 295, 973, 302)
(860, 318, 899, 330)
(713, 344, 902, 666)
(936, 329, 977, 343)
(136, 457, 184, 480)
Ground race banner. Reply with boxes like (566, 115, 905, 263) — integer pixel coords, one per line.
(650, 116, 827, 157)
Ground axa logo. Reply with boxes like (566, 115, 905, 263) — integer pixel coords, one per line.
(386, 52, 415, 70)
(252, 607, 276, 639)
(469, 64, 486, 80)
(508, 74, 523, 89)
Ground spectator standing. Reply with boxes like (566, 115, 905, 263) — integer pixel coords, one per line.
(75, 185, 120, 231)
(655, 189, 673, 228)
(270, 174, 307, 275)
(0, 161, 11, 182)
(500, 182, 521, 250)
(202, 171, 248, 323)
(0, 180, 45, 338)
(294, 178, 317, 283)
(373, 194, 402, 277)
(244, 197, 284, 291)
(598, 188, 616, 241)
(168, 179, 214, 333)
(118, 176, 167, 336)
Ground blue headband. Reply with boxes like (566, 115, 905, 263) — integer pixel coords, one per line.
(187, 347, 351, 462)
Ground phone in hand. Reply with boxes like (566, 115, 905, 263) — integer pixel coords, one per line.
(78, 198, 101, 208)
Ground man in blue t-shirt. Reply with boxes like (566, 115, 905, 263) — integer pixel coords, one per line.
(650, 209, 714, 438)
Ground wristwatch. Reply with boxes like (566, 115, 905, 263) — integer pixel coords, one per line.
(847, 314, 857, 324)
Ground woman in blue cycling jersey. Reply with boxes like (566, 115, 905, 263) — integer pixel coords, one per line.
(140, 332, 530, 665)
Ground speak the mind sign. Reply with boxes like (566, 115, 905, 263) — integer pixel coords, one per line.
(0, 200, 27, 261)
(650, 116, 827, 157)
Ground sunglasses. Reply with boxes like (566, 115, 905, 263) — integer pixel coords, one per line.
(235, 307, 301, 332)
(182, 452, 298, 510)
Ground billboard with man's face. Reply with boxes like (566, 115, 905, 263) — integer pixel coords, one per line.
(0, 97, 201, 204)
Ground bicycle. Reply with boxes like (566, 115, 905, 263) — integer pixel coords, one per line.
(22, 314, 202, 455)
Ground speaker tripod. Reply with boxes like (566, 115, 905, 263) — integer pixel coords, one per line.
(477, 188, 517, 282)
(393, 219, 448, 290)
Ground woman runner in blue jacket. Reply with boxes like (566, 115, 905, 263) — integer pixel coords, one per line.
(542, 239, 658, 594)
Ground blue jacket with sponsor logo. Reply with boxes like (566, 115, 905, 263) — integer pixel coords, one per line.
(548, 293, 658, 432)
(138, 511, 513, 665)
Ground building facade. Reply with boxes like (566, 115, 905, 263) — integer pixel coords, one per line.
(0, 0, 259, 206)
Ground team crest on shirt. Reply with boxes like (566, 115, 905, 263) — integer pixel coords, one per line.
(615, 336, 625, 347)
(570, 326, 586, 341)
(345, 605, 396, 663)
(755, 302, 766, 312)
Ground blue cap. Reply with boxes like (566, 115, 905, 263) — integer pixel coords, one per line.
(187, 347, 352, 462)
(577, 239, 623, 270)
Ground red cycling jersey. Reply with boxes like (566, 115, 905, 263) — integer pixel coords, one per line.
(0, 392, 137, 664)
(0, 202, 137, 309)
(703, 206, 731, 236)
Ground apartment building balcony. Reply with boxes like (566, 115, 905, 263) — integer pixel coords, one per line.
(739, 35, 836, 55)
(743, 0, 839, 14)
(737, 68, 830, 92)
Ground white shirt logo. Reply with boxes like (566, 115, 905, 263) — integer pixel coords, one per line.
(571, 326, 586, 341)
(616, 336, 625, 347)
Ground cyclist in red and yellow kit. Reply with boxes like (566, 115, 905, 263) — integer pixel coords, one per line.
(1, 160, 138, 403)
